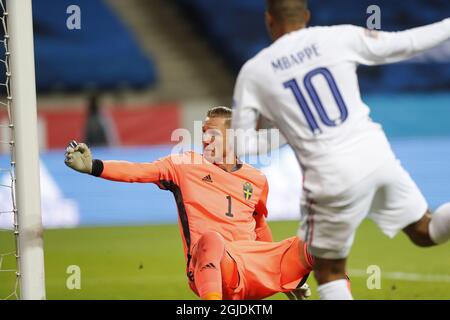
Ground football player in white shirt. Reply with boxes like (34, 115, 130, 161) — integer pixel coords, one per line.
(232, 0, 450, 300)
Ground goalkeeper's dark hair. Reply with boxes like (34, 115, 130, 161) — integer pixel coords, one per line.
(266, 0, 308, 24)
(207, 106, 232, 127)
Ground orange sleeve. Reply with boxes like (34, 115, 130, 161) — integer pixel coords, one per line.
(254, 213, 273, 242)
(255, 178, 269, 217)
(254, 178, 273, 242)
(99, 156, 177, 187)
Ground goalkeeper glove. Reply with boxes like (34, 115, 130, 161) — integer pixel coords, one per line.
(285, 283, 312, 300)
(64, 140, 93, 174)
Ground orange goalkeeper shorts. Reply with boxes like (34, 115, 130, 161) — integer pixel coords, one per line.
(188, 236, 313, 300)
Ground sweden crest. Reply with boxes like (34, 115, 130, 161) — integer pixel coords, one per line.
(243, 182, 253, 201)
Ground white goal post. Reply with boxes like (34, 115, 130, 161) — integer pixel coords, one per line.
(6, 0, 45, 300)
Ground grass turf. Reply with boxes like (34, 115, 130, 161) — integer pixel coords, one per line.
(1, 219, 449, 299)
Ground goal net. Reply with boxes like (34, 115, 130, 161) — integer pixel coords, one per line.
(0, 0, 19, 300)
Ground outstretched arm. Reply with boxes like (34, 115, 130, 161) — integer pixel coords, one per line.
(64, 141, 176, 185)
(94, 160, 167, 183)
(345, 18, 450, 65)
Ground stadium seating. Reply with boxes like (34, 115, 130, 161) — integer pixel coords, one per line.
(30, 0, 156, 91)
(175, 0, 450, 92)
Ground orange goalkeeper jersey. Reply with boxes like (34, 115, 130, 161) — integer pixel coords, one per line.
(95, 151, 272, 266)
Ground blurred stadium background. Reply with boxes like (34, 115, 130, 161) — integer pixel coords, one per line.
(0, 0, 449, 299)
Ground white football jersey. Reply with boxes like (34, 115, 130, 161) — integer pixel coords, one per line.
(232, 20, 450, 197)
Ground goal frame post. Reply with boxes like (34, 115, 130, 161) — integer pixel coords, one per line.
(6, 0, 46, 300)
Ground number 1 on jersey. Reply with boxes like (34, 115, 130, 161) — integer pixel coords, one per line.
(225, 195, 233, 217)
(283, 67, 348, 135)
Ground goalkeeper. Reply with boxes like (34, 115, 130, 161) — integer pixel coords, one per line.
(65, 106, 314, 300)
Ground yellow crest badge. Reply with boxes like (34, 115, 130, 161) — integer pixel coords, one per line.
(243, 182, 253, 201)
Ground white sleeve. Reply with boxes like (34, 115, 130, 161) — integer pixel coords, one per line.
(232, 65, 287, 156)
(344, 18, 450, 65)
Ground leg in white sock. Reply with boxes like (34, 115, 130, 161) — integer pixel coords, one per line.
(429, 203, 450, 245)
(317, 279, 353, 300)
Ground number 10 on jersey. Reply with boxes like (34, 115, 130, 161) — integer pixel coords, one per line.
(283, 67, 348, 135)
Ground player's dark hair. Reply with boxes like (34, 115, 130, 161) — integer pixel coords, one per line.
(266, 0, 308, 24)
(207, 106, 232, 127)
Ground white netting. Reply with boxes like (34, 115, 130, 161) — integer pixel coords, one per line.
(0, 0, 19, 300)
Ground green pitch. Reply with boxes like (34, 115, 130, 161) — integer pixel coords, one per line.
(1, 219, 449, 299)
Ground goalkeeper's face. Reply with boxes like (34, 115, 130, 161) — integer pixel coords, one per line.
(202, 116, 233, 164)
